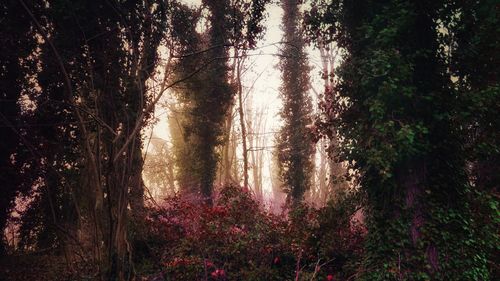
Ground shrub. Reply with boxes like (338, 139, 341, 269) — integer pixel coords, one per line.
(138, 185, 365, 280)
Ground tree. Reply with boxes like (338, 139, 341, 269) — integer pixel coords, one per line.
(247, 105, 268, 201)
(307, 38, 348, 206)
(447, 0, 500, 276)
(277, 0, 315, 204)
(168, 2, 207, 194)
(217, 102, 240, 186)
(305, 0, 496, 279)
(9, 1, 168, 279)
(169, 0, 270, 199)
(0, 0, 38, 255)
(143, 136, 176, 199)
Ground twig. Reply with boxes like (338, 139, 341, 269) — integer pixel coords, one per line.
(295, 250, 302, 281)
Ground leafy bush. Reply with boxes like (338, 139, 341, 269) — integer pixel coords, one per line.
(137, 185, 365, 280)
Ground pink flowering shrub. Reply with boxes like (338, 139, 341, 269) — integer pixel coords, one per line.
(137, 185, 365, 280)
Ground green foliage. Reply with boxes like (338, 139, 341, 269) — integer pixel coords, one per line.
(168, 2, 232, 197)
(169, 0, 271, 198)
(276, 0, 315, 203)
(445, 0, 500, 277)
(306, 0, 499, 279)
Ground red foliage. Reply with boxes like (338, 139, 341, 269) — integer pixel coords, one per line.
(141, 185, 365, 280)
(211, 269, 226, 279)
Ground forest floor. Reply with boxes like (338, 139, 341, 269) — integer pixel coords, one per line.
(0, 254, 73, 281)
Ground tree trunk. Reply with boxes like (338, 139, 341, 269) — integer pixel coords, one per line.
(236, 52, 249, 188)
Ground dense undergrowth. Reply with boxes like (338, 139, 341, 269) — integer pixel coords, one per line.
(131, 185, 365, 281)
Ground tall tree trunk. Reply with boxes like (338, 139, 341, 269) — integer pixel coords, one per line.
(236, 52, 249, 188)
(219, 103, 235, 185)
(278, 0, 315, 204)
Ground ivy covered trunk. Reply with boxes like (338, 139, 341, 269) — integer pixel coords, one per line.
(305, 0, 495, 279)
(277, 0, 315, 204)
